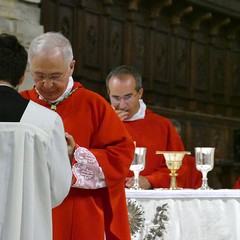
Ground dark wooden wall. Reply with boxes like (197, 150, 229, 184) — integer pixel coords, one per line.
(40, 0, 240, 188)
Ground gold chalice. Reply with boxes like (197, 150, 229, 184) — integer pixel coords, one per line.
(156, 151, 190, 190)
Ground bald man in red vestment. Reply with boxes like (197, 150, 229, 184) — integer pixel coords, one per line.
(106, 65, 202, 189)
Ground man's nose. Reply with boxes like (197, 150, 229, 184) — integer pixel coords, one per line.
(42, 78, 54, 87)
(119, 98, 127, 108)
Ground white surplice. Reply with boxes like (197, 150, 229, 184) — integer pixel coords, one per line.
(0, 101, 72, 240)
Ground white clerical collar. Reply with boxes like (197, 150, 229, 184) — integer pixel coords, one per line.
(0, 82, 19, 90)
(0, 83, 12, 87)
(124, 99, 146, 121)
(37, 76, 74, 103)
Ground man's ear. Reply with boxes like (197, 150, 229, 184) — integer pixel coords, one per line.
(69, 60, 76, 76)
(18, 72, 25, 86)
(139, 87, 144, 98)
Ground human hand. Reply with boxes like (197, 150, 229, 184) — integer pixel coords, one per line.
(113, 109, 129, 121)
(65, 132, 75, 162)
(125, 176, 152, 189)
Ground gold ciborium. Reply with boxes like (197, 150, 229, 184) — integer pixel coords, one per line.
(156, 151, 190, 190)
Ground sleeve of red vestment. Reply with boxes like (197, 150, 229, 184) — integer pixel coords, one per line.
(233, 177, 240, 189)
(71, 144, 107, 189)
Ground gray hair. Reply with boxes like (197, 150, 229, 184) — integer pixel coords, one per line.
(28, 32, 73, 66)
(106, 65, 142, 91)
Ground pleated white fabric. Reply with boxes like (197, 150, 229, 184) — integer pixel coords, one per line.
(0, 101, 72, 240)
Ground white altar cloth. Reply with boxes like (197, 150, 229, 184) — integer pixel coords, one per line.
(126, 189, 240, 240)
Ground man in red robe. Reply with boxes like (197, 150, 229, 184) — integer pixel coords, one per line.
(21, 32, 134, 240)
(106, 65, 202, 189)
(233, 177, 240, 189)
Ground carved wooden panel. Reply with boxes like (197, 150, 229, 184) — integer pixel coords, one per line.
(40, 0, 56, 31)
(210, 46, 225, 96)
(75, 7, 105, 94)
(171, 26, 191, 104)
(84, 13, 101, 69)
(150, 16, 171, 94)
(173, 35, 190, 88)
(108, 19, 124, 70)
(230, 51, 240, 98)
(40, 0, 240, 188)
(132, 24, 147, 80)
(191, 123, 209, 149)
(153, 31, 169, 84)
(195, 41, 209, 92)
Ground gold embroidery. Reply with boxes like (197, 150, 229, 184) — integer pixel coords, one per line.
(51, 105, 57, 111)
(35, 87, 79, 111)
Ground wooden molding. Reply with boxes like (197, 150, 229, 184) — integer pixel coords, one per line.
(191, 12, 212, 31)
(210, 18, 231, 36)
(228, 25, 240, 40)
(103, 0, 114, 5)
(128, 0, 140, 11)
(150, 0, 172, 19)
(171, 6, 193, 26)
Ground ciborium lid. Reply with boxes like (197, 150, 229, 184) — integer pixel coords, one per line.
(156, 151, 191, 161)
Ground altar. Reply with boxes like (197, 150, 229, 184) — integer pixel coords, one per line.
(126, 189, 240, 240)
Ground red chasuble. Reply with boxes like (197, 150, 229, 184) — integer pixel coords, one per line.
(21, 82, 134, 240)
(123, 109, 202, 189)
(233, 177, 240, 189)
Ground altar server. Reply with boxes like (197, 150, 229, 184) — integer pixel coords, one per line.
(0, 33, 71, 240)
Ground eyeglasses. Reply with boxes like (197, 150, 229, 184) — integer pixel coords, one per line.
(31, 68, 69, 83)
(110, 92, 139, 103)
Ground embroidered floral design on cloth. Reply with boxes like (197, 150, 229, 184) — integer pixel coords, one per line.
(127, 199, 145, 236)
(72, 147, 106, 189)
(145, 203, 169, 240)
(127, 199, 169, 240)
